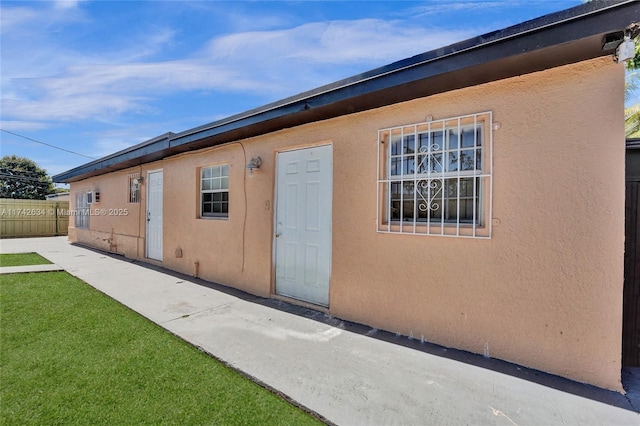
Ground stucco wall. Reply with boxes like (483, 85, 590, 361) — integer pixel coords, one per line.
(68, 57, 625, 391)
(69, 171, 146, 257)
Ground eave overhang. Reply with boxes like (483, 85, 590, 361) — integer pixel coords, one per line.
(53, 0, 640, 183)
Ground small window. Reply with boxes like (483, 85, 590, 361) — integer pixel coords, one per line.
(200, 164, 229, 218)
(128, 173, 140, 203)
(74, 190, 89, 229)
(378, 111, 492, 238)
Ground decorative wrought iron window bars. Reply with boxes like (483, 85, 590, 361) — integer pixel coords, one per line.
(377, 111, 492, 238)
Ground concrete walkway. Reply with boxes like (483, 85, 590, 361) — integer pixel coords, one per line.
(0, 263, 64, 274)
(1, 237, 639, 425)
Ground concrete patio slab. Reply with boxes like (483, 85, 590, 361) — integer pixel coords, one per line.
(1, 237, 638, 425)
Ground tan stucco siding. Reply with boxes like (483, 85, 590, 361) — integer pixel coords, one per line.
(68, 168, 148, 257)
(160, 144, 274, 297)
(330, 57, 625, 391)
(69, 57, 625, 391)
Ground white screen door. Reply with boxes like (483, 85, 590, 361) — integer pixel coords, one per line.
(275, 145, 332, 306)
(146, 170, 163, 261)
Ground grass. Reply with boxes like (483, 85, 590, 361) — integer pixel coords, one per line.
(0, 253, 52, 267)
(0, 271, 323, 425)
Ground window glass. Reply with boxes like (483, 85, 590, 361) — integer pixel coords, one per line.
(201, 164, 229, 218)
(378, 112, 492, 238)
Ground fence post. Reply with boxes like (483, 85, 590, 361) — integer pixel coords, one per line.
(55, 202, 59, 236)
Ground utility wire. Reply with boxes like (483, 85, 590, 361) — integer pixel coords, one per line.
(0, 129, 97, 160)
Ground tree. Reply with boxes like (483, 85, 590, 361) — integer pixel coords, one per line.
(625, 38, 640, 138)
(627, 36, 640, 71)
(0, 155, 54, 200)
(626, 104, 640, 138)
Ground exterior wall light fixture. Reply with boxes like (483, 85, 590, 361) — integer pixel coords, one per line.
(246, 157, 262, 176)
(615, 34, 636, 63)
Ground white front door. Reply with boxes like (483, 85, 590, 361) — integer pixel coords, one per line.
(146, 170, 163, 261)
(275, 145, 332, 306)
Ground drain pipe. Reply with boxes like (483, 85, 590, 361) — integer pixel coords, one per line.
(194, 261, 199, 278)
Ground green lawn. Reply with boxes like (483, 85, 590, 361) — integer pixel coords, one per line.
(0, 271, 323, 425)
(0, 252, 52, 267)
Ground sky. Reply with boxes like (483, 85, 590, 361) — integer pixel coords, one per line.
(3, 0, 632, 186)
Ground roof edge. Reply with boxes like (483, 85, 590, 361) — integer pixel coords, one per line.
(168, 0, 635, 143)
(53, 0, 639, 183)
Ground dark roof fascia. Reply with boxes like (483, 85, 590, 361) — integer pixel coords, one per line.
(96, 131, 175, 164)
(168, 0, 637, 145)
(55, 133, 173, 182)
(53, 0, 639, 183)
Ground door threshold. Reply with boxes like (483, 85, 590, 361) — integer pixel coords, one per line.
(143, 257, 163, 266)
(272, 294, 329, 313)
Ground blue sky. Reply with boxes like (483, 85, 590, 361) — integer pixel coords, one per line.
(3, 0, 625, 184)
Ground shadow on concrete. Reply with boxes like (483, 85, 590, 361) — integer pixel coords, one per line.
(74, 243, 640, 414)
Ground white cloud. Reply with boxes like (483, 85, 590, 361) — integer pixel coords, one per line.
(54, 0, 81, 10)
(92, 137, 140, 158)
(3, 94, 144, 121)
(0, 121, 50, 132)
(403, 1, 511, 18)
(0, 6, 37, 34)
(197, 18, 477, 97)
(204, 19, 472, 66)
(0, 1, 86, 35)
(1, 5, 480, 129)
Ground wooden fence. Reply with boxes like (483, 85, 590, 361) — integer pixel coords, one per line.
(0, 198, 69, 238)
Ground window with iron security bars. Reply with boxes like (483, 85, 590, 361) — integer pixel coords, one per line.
(74, 190, 89, 229)
(377, 112, 492, 238)
(127, 173, 140, 203)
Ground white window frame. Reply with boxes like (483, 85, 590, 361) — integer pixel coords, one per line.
(200, 164, 229, 218)
(74, 190, 90, 229)
(377, 111, 493, 238)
